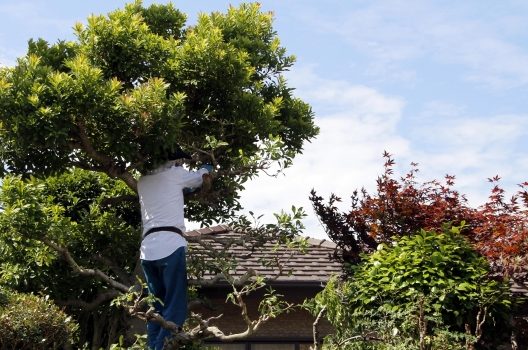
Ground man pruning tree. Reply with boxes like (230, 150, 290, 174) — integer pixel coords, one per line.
(138, 147, 212, 350)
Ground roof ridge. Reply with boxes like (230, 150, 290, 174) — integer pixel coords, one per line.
(185, 224, 231, 236)
(305, 237, 337, 249)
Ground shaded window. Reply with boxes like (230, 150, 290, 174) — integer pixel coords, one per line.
(252, 345, 295, 350)
(206, 343, 312, 350)
(205, 345, 246, 350)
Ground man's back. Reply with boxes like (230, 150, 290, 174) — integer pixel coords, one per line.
(138, 164, 208, 260)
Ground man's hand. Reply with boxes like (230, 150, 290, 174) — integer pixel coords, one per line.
(183, 165, 214, 195)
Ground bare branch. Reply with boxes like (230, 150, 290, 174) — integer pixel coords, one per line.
(466, 306, 488, 350)
(76, 121, 113, 168)
(476, 306, 487, 340)
(56, 290, 120, 311)
(41, 237, 130, 293)
(187, 311, 268, 342)
(117, 171, 138, 193)
(94, 254, 132, 285)
(188, 313, 223, 335)
(234, 290, 252, 325)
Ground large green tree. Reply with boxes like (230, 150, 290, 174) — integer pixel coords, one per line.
(0, 2, 317, 348)
(0, 0, 317, 221)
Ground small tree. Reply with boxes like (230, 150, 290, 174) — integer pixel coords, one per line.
(310, 152, 528, 279)
(309, 152, 528, 348)
(0, 170, 138, 347)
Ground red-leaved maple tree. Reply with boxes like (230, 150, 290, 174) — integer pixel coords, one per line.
(310, 152, 528, 280)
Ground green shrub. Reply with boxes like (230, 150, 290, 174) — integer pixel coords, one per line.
(308, 225, 511, 349)
(0, 289, 78, 349)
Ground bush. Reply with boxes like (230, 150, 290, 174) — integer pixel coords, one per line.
(308, 226, 511, 349)
(0, 289, 78, 349)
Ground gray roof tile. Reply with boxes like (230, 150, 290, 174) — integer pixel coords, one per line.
(187, 225, 342, 284)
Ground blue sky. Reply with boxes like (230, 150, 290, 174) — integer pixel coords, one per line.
(1, 1, 528, 238)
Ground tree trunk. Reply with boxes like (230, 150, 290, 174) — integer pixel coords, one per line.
(106, 310, 122, 348)
(418, 297, 429, 350)
(92, 311, 107, 350)
(511, 315, 518, 350)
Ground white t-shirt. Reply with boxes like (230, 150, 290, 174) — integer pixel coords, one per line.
(138, 164, 209, 261)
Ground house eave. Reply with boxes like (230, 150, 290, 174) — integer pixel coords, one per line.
(195, 280, 329, 289)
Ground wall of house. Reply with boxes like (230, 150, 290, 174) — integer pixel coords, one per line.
(195, 284, 333, 349)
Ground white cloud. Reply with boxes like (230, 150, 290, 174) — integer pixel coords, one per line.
(407, 104, 528, 205)
(238, 65, 528, 239)
(238, 66, 408, 239)
(301, 0, 528, 89)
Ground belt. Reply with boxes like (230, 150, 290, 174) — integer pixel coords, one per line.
(142, 226, 183, 240)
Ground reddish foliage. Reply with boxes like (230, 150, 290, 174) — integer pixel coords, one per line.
(310, 152, 528, 279)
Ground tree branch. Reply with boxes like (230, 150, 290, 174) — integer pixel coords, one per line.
(465, 306, 488, 350)
(117, 171, 138, 193)
(76, 120, 138, 193)
(188, 311, 268, 342)
(40, 237, 130, 293)
(76, 121, 113, 167)
(94, 254, 132, 286)
(312, 306, 326, 350)
(56, 290, 120, 311)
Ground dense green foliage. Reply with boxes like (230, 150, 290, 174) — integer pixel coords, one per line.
(0, 170, 137, 293)
(0, 170, 137, 347)
(308, 226, 511, 349)
(0, 0, 318, 223)
(0, 289, 79, 349)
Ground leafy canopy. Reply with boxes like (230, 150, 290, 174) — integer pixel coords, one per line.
(0, 3, 318, 346)
(0, 1, 318, 223)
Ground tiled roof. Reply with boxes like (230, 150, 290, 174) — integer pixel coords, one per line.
(186, 226, 528, 296)
(186, 225, 342, 285)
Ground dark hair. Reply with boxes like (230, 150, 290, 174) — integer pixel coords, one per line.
(167, 147, 192, 160)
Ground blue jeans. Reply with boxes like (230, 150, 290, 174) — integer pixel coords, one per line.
(141, 247, 187, 350)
